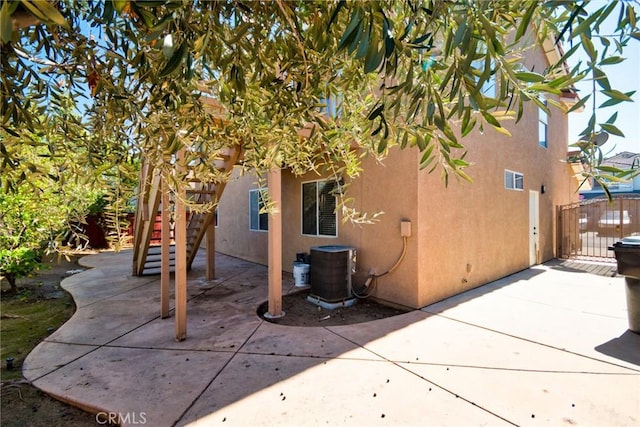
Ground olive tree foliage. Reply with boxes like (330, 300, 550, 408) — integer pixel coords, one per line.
(0, 101, 105, 290)
(1, 0, 639, 221)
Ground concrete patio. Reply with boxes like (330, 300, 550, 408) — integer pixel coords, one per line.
(23, 250, 639, 426)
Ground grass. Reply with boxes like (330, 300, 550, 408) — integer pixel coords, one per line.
(1, 293, 75, 381)
(1, 256, 103, 426)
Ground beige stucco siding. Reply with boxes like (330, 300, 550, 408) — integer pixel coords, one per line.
(216, 94, 576, 309)
(216, 169, 268, 265)
(416, 95, 576, 307)
(278, 147, 421, 308)
(216, 148, 422, 308)
(216, 43, 578, 310)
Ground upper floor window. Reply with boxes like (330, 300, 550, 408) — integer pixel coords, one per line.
(539, 102, 548, 148)
(249, 189, 268, 231)
(479, 64, 496, 98)
(505, 170, 524, 191)
(472, 51, 496, 98)
(302, 180, 337, 237)
(319, 94, 341, 118)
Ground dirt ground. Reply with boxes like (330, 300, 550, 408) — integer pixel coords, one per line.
(1, 254, 102, 426)
(258, 287, 410, 327)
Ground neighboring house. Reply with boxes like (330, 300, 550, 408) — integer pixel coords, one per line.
(579, 151, 640, 199)
(215, 44, 581, 309)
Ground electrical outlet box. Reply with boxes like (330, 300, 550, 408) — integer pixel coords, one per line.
(401, 220, 412, 237)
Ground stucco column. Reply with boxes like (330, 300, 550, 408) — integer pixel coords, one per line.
(266, 167, 284, 318)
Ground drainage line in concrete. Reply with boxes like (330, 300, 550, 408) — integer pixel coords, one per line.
(172, 319, 267, 426)
(325, 327, 520, 427)
(428, 313, 640, 374)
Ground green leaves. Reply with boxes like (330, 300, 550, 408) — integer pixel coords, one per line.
(337, 6, 389, 74)
(592, 67, 611, 91)
(337, 7, 363, 51)
(0, 2, 13, 43)
(514, 71, 545, 83)
(158, 42, 187, 77)
(3, 0, 638, 226)
(112, 0, 128, 13)
(599, 90, 636, 108)
(599, 123, 624, 137)
(20, 0, 69, 29)
(515, 1, 537, 41)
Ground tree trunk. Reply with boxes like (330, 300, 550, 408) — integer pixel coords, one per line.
(3, 274, 18, 293)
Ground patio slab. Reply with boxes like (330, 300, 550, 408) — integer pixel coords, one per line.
(32, 346, 235, 426)
(179, 353, 513, 427)
(22, 342, 99, 381)
(403, 361, 639, 426)
(422, 262, 637, 370)
(23, 251, 639, 427)
(329, 311, 635, 374)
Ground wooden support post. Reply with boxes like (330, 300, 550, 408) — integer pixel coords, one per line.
(160, 177, 171, 319)
(175, 151, 188, 341)
(267, 168, 284, 318)
(205, 219, 215, 281)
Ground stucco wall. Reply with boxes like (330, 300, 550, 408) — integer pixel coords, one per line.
(415, 49, 578, 307)
(279, 147, 420, 308)
(216, 149, 422, 308)
(216, 169, 268, 265)
(215, 45, 579, 310)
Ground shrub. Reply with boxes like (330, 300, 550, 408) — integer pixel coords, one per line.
(0, 247, 42, 292)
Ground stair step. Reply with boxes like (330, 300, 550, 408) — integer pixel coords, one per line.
(144, 259, 176, 269)
(133, 144, 241, 277)
(145, 253, 176, 263)
(147, 245, 175, 256)
(141, 266, 175, 276)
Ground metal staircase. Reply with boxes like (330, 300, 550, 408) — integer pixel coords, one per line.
(132, 145, 242, 276)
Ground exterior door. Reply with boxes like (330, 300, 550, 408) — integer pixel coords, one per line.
(529, 190, 540, 265)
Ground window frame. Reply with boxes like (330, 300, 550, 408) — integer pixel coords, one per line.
(301, 179, 338, 238)
(505, 170, 524, 191)
(538, 101, 548, 148)
(249, 188, 269, 232)
(471, 47, 496, 98)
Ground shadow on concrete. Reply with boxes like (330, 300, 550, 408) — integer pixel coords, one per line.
(422, 267, 545, 315)
(548, 260, 617, 277)
(23, 251, 433, 426)
(23, 252, 636, 426)
(595, 330, 640, 367)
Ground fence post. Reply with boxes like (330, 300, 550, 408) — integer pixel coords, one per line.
(619, 196, 624, 239)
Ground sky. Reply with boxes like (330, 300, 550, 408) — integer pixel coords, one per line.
(566, 5, 640, 156)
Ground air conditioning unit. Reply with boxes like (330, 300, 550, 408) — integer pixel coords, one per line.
(308, 245, 356, 308)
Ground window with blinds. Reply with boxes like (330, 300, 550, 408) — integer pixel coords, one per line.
(302, 180, 337, 237)
(249, 189, 268, 231)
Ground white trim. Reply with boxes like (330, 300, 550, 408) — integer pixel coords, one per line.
(505, 169, 524, 191)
